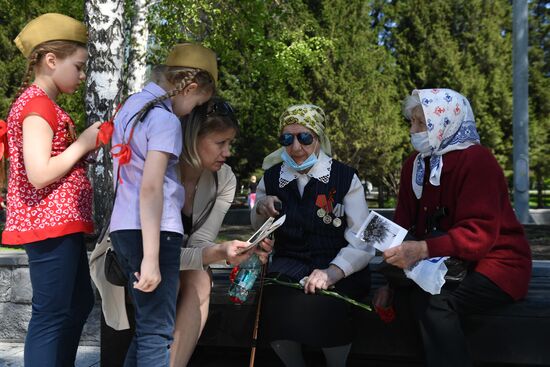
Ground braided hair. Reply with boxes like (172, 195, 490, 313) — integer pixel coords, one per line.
(10, 40, 85, 109)
(130, 66, 216, 125)
(111, 66, 216, 170)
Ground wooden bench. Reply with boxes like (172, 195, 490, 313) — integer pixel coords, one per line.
(196, 259, 550, 366)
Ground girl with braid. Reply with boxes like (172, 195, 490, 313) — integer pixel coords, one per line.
(108, 43, 217, 366)
(2, 14, 100, 367)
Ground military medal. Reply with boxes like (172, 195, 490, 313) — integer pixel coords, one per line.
(333, 204, 344, 218)
(333, 217, 342, 227)
(316, 189, 338, 225)
(67, 122, 77, 143)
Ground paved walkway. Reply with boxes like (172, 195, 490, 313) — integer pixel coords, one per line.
(0, 343, 99, 367)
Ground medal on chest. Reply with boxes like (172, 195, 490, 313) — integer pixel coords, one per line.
(315, 189, 345, 227)
(66, 120, 77, 144)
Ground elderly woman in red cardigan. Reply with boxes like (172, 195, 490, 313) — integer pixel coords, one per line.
(378, 88, 532, 367)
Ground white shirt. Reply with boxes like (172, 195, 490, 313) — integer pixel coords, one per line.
(251, 151, 375, 277)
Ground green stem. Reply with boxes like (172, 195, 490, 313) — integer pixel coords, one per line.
(264, 277, 372, 312)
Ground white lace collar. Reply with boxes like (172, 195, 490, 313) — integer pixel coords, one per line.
(279, 151, 332, 188)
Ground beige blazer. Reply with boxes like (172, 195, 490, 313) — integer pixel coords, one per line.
(180, 164, 237, 269)
(89, 164, 236, 330)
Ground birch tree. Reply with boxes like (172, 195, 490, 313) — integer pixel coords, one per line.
(125, 0, 151, 94)
(85, 0, 125, 229)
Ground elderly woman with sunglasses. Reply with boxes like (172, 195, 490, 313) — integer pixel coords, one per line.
(167, 98, 272, 367)
(252, 104, 374, 367)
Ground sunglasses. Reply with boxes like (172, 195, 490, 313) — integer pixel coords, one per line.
(279, 132, 315, 146)
(207, 101, 235, 116)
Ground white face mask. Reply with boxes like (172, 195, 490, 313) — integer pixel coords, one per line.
(411, 131, 431, 154)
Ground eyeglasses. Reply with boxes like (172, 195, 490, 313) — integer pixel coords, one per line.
(278, 132, 315, 146)
(207, 101, 235, 116)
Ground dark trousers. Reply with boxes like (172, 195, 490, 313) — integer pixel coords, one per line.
(24, 233, 95, 367)
(111, 230, 181, 367)
(410, 271, 513, 367)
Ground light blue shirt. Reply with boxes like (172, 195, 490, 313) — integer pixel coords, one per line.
(110, 82, 185, 234)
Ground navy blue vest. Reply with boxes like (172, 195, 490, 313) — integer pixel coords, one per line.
(264, 160, 356, 279)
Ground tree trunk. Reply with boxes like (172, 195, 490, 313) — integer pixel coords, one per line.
(377, 182, 385, 208)
(125, 0, 150, 95)
(536, 167, 543, 209)
(85, 0, 125, 233)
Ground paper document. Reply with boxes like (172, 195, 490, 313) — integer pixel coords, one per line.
(237, 215, 286, 254)
(356, 211, 407, 251)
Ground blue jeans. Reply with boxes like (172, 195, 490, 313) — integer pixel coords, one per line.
(24, 233, 95, 367)
(110, 230, 182, 367)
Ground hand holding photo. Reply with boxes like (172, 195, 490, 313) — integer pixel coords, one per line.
(237, 214, 286, 255)
(356, 211, 407, 251)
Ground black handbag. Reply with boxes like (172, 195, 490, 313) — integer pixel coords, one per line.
(105, 246, 128, 287)
(96, 221, 128, 287)
(98, 169, 129, 287)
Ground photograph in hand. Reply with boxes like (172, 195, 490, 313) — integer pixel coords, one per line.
(356, 211, 407, 251)
(237, 214, 287, 255)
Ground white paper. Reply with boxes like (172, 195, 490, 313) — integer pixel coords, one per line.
(355, 211, 408, 251)
(405, 257, 449, 295)
(237, 215, 286, 254)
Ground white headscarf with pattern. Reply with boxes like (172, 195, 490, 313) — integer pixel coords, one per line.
(262, 104, 332, 170)
(410, 88, 480, 198)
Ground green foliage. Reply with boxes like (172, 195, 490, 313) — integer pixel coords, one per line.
(149, 0, 334, 178)
(147, 0, 406, 192)
(381, 0, 514, 167)
(528, 0, 550, 203)
(0, 0, 547, 205)
(311, 0, 407, 193)
(0, 0, 86, 129)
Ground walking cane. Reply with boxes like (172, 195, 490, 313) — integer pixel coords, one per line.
(250, 203, 281, 367)
(249, 258, 268, 367)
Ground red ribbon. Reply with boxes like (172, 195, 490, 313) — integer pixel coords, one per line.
(110, 144, 132, 184)
(97, 121, 114, 147)
(96, 104, 122, 147)
(315, 189, 336, 213)
(0, 120, 9, 160)
(109, 109, 137, 184)
(111, 144, 132, 165)
(315, 194, 327, 209)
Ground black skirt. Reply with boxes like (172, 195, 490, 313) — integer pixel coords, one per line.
(258, 267, 370, 348)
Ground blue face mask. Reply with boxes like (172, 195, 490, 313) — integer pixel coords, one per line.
(411, 131, 431, 154)
(281, 149, 318, 171)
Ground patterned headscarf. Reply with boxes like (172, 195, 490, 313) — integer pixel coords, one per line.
(262, 104, 332, 169)
(411, 89, 480, 198)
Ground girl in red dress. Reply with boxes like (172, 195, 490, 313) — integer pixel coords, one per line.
(2, 13, 101, 366)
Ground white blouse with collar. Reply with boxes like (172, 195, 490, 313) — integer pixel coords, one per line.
(251, 151, 374, 277)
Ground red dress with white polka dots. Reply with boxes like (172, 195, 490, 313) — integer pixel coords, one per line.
(2, 85, 94, 245)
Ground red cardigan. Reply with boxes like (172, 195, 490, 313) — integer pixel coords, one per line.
(394, 145, 532, 300)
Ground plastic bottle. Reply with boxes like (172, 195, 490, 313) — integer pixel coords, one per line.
(228, 253, 262, 303)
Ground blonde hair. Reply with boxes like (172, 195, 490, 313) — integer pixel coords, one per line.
(181, 98, 238, 170)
